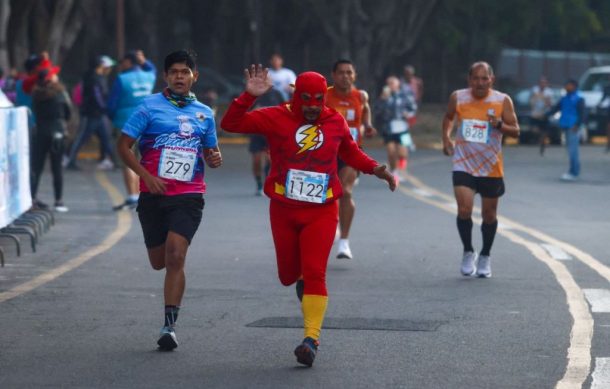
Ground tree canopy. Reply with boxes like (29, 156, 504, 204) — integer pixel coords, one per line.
(0, 0, 607, 101)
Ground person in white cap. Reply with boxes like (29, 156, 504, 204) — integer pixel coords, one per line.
(65, 55, 117, 170)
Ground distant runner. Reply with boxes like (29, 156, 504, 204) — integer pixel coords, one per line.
(441, 61, 519, 278)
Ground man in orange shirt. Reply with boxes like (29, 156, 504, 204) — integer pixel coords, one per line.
(326, 59, 376, 259)
(442, 62, 519, 278)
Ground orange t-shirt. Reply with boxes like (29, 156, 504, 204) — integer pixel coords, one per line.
(326, 86, 364, 146)
(453, 88, 506, 177)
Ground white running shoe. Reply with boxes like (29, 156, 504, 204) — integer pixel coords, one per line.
(460, 251, 477, 276)
(476, 255, 492, 278)
(560, 173, 577, 182)
(337, 239, 353, 259)
(392, 169, 402, 183)
(54, 202, 69, 213)
(97, 158, 114, 171)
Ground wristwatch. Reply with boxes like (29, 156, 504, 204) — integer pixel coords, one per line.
(496, 120, 503, 130)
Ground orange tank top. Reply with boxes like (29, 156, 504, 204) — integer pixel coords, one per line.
(326, 86, 364, 145)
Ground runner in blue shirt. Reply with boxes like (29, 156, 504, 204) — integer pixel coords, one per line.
(117, 50, 222, 350)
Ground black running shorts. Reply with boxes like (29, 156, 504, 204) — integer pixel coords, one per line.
(248, 134, 268, 153)
(136, 192, 204, 248)
(452, 171, 505, 198)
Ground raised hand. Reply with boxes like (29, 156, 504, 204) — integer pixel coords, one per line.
(244, 64, 272, 97)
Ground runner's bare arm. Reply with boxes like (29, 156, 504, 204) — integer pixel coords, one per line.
(442, 92, 457, 156)
(373, 164, 397, 192)
(117, 134, 166, 194)
(203, 146, 222, 168)
(497, 95, 520, 138)
(360, 90, 377, 137)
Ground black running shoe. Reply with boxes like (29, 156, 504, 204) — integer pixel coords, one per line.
(112, 198, 138, 211)
(294, 337, 319, 367)
(157, 326, 178, 351)
(295, 279, 304, 302)
(33, 199, 49, 210)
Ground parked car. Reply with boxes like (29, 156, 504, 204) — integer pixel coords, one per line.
(511, 86, 563, 144)
(192, 67, 243, 105)
(578, 65, 610, 137)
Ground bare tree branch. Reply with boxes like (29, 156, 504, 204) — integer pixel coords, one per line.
(391, 0, 439, 56)
(46, 0, 76, 61)
(0, 0, 10, 70)
(57, 2, 87, 63)
(305, 0, 341, 44)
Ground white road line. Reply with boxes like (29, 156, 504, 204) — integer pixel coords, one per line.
(592, 358, 610, 389)
(0, 172, 132, 304)
(498, 222, 513, 230)
(541, 244, 573, 261)
(583, 289, 610, 313)
(398, 175, 594, 389)
(406, 173, 610, 283)
(411, 188, 433, 197)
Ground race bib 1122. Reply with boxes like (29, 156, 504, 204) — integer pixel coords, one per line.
(285, 169, 329, 203)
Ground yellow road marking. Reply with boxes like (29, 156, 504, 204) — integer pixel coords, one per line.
(398, 174, 594, 389)
(0, 172, 132, 303)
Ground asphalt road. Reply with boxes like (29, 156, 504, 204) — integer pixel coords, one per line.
(1, 143, 609, 389)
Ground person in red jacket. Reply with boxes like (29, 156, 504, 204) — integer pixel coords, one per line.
(221, 64, 396, 367)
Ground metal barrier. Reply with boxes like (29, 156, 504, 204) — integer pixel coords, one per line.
(0, 106, 52, 266)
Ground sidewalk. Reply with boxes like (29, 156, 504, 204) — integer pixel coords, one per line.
(0, 163, 130, 296)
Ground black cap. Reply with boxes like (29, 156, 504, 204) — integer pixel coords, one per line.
(24, 54, 42, 73)
(123, 50, 138, 64)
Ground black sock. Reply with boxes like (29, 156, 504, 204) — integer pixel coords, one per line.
(456, 217, 474, 252)
(264, 162, 270, 177)
(255, 175, 262, 190)
(164, 305, 180, 327)
(480, 220, 498, 256)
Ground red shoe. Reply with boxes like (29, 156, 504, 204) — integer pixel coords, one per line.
(398, 158, 407, 170)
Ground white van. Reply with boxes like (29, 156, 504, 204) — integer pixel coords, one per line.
(578, 65, 610, 135)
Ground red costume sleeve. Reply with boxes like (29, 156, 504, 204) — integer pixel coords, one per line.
(220, 92, 271, 135)
(337, 124, 378, 174)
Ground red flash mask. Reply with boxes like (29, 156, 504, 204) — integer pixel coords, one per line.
(291, 72, 328, 121)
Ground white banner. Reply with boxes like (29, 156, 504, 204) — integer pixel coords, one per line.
(0, 107, 31, 228)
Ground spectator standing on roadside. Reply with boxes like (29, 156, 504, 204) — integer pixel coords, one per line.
(530, 76, 553, 155)
(108, 50, 157, 210)
(65, 55, 117, 170)
(31, 66, 72, 212)
(546, 79, 585, 182)
(267, 53, 296, 102)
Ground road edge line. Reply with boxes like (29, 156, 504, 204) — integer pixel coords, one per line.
(397, 184, 592, 389)
(0, 172, 132, 304)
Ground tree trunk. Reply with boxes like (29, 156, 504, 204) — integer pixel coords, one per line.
(8, 0, 36, 67)
(57, 3, 86, 64)
(0, 0, 10, 70)
(46, 0, 76, 61)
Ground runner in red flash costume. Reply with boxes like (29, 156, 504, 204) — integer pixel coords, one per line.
(221, 65, 396, 367)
